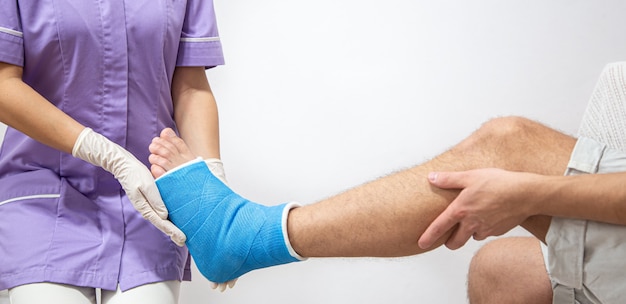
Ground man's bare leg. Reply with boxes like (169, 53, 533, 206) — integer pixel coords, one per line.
(285, 116, 575, 257)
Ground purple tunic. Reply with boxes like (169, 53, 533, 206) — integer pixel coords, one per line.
(0, 0, 224, 291)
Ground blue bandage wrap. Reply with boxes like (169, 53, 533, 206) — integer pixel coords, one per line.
(155, 159, 300, 283)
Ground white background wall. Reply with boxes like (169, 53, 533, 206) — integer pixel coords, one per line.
(2, 1, 626, 303)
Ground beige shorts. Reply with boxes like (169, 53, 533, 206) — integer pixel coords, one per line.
(545, 136, 626, 304)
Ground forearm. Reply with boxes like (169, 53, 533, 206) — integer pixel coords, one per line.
(172, 67, 220, 158)
(174, 95, 220, 158)
(0, 63, 83, 153)
(533, 172, 626, 225)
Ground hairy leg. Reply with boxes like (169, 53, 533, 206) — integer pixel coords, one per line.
(286, 116, 575, 257)
(467, 237, 552, 304)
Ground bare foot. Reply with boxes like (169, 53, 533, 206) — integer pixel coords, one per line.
(148, 128, 196, 178)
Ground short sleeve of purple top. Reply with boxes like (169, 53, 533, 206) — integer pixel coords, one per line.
(0, 0, 224, 292)
(0, 0, 23, 66)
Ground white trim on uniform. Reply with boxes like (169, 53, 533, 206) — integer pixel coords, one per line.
(0, 27, 23, 38)
(0, 194, 60, 207)
(180, 36, 220, 43)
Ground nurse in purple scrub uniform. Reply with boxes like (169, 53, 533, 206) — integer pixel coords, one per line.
(0, 1, 227, 302)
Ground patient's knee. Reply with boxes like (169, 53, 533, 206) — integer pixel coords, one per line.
(478, 116, 536, 140)
(467, 237, 551, 304)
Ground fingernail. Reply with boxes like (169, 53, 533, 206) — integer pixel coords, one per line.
(164, 128, 176, 137)
(428, 172, 438, 182)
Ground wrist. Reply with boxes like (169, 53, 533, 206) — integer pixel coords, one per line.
(527, 174, 561, 217)
(71, 127, 93, 157)
(71, 127, 141, 178)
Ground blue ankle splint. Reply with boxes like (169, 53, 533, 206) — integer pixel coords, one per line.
(155, 159, 303, 283)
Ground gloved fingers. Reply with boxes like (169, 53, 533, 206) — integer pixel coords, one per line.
(129, 192, 168, 221)
(128, 191, 187, 247)
(204, 158, 227, 184)
(158, 219, 187, 247)
(160, 219, 187, 247)
(139, 170, 170, 219)
(209, 279, 237, 292)
(141, 209, 187, 246)
(217, 283, 227, 292)
(121, 158, 170, 220)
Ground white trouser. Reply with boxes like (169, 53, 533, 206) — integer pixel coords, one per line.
(0, 290, 8, 304)
(8, 281, 180, 304)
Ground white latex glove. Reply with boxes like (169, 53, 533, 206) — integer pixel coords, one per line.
(204, 158, 227, 184)
(72, 128, 186, 246)
(203, 158, 239, 292)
